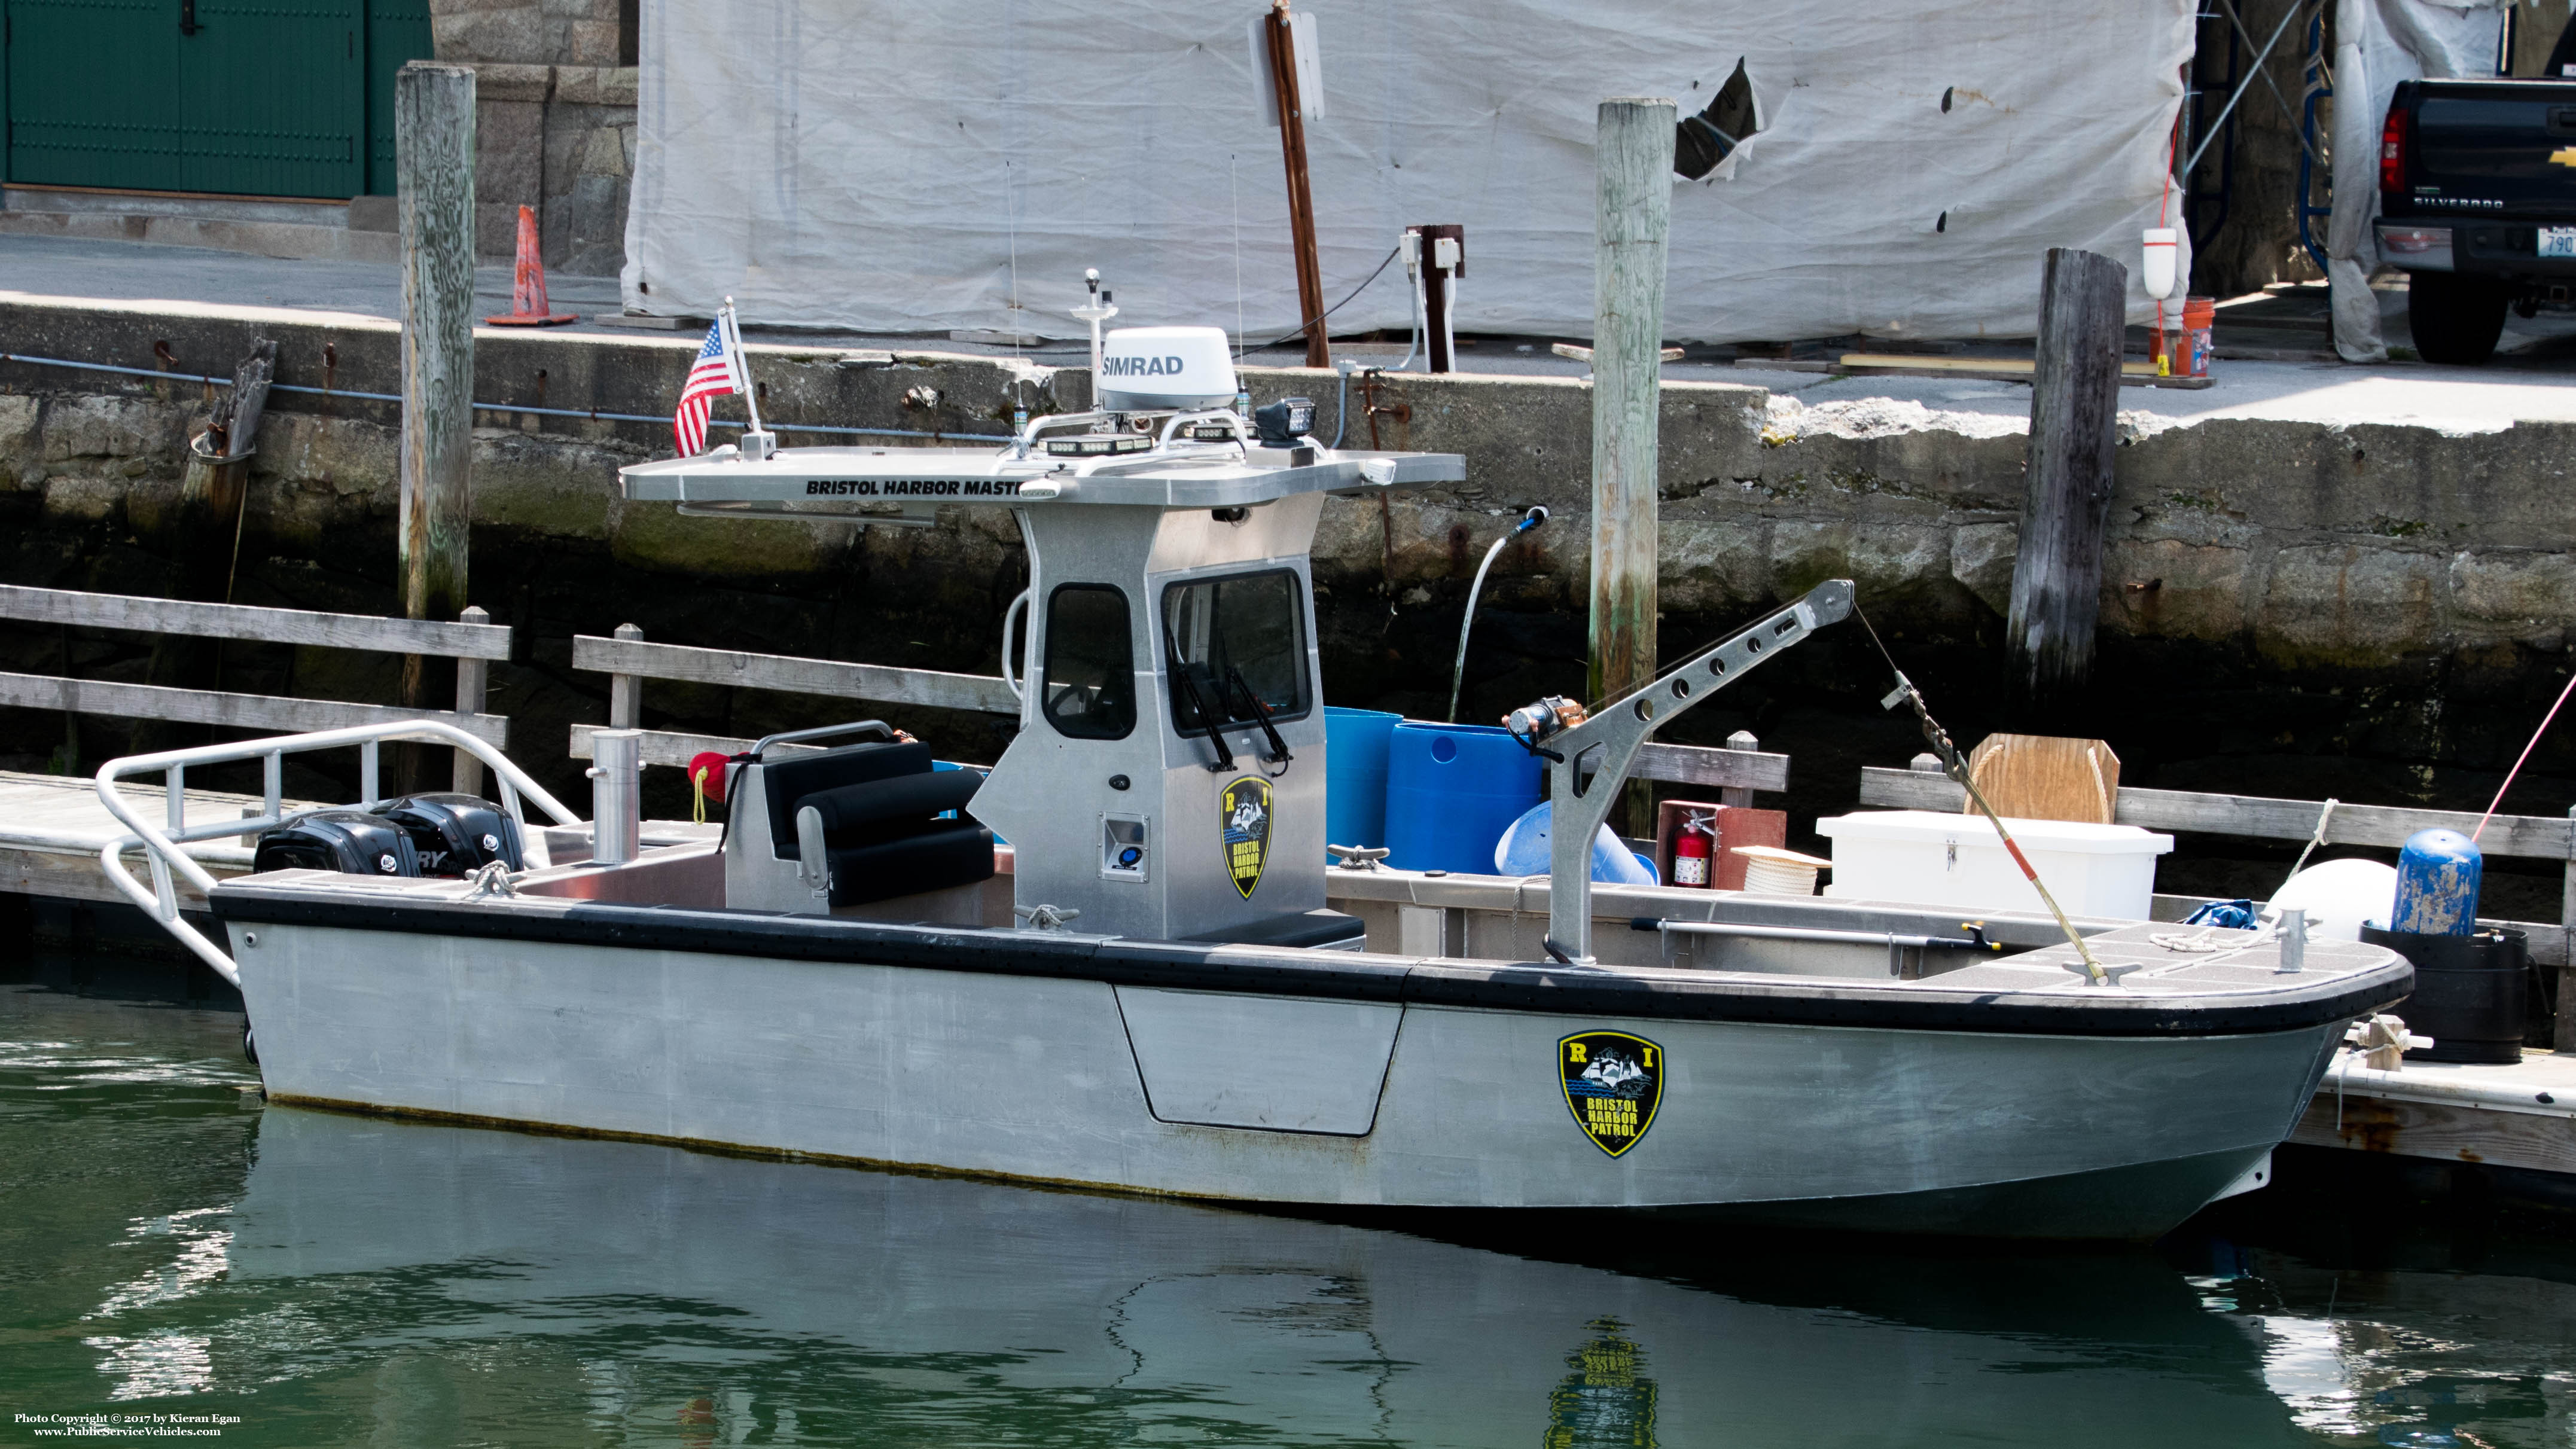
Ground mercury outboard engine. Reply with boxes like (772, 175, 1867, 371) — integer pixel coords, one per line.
(371, 793, 526, 877)
(251, 810, 421, 877)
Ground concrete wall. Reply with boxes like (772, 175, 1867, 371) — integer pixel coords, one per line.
(431, 0, 625, 69)
(455, 63, 635, 272)
(7, 296, 2575, 676)
(429, 1, 635, 272)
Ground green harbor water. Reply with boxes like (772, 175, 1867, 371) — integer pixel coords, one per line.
(5, 978, 2575, 1448)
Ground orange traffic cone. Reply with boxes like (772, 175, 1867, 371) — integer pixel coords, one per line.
(484, 205, 577, 326)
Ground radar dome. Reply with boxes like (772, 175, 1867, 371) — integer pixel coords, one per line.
(1098, 327, 1237, 411)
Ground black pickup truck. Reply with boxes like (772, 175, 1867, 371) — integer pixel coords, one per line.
(2377, 74, 2576, 363)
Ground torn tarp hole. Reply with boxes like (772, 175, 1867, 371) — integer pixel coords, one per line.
(1675, 57, 1757, 181)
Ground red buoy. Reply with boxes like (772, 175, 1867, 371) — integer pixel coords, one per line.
(686, 751, 732, 804)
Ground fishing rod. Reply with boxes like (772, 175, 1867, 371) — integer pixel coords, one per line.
(1854, 611, 2116, 987)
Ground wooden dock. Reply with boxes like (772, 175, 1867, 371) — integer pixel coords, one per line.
(2295, 1050, 2576, 1179)
(0, 769, 309, 908)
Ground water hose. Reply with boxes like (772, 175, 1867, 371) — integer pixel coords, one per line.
(1446, 507, 1548, 722)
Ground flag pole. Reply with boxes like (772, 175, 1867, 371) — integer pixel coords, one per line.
(722, 297, 775, 459)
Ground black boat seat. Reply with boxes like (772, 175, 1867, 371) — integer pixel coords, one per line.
(818, 819, 993, 908)
(746, 738, 994, 908)
(761, 740, 933, 856)
(1182, 908, 1368, 951)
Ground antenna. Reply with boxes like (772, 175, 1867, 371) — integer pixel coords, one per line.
(1071, 267, 1119, 392)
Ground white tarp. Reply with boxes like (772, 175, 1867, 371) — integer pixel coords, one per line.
(2327, 0, 2510, 361)
(626, 0, 2196, 344)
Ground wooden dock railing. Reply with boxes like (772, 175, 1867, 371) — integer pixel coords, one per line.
(0, 584, 510, 788)
(569, 623, 1795, 797)
(566, 624, 1022, 767)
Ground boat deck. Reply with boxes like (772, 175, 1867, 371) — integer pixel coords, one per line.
(2293, 1048, 2576, 1177)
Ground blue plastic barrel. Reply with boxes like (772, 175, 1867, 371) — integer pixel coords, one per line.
(1383, 721, 1544, 874)
(2392, 828, 2483, 935)
(1324, 707, 1401, 859)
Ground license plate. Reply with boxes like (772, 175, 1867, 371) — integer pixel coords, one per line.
(2541, 227, 2576, 258)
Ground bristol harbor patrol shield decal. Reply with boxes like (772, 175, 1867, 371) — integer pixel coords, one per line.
(1220, 776, 1272, 898)
(1559, 1032, 1663, 1157)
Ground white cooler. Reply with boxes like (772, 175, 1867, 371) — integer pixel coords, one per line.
(1813, 810, 2173, 921)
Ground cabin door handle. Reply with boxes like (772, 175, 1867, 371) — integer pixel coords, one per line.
(179, 0, 197, 35)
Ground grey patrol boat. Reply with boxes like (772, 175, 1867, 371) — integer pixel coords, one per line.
(100, 303, 2412, 1240)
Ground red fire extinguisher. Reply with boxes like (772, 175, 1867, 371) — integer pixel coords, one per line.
(1673, 813, 1713, 887)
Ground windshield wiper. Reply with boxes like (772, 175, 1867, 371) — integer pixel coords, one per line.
(1173, 664, 1236, 772)
(1224, 665, 1294, 768)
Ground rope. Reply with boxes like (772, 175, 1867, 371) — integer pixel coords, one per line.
(2279, 797, 2338, 893)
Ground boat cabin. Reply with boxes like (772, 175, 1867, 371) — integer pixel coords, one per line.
(617, 324, 1460, 947)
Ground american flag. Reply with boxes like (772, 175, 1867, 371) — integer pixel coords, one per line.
(672, 313, 743, 456)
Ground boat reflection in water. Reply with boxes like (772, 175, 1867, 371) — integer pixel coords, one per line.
(225, 1107, 2356, 1447)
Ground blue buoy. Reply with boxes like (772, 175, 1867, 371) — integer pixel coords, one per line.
(1383, 722, 1544, 874)
(1492, 801, 1659, 884)
(1324, 707, 1401, 859)
(2391, 828, 2482, 935)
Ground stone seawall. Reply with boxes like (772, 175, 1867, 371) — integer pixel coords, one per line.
(4, 294, 2573, 907)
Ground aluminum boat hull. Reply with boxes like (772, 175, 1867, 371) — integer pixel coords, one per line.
(213, 880, 2401, 1240)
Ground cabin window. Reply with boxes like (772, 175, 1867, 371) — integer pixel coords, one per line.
(1042, 584, 1136, 740)
(1163, 569, 1311, 737)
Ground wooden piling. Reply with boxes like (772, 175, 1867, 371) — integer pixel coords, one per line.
(1590, 99, 1673, 832)
(2005, 248, 2126, 721)
(1588, 98, 1673, 706)
(140, 340, 277, 752)
(396, 61, 477, 786)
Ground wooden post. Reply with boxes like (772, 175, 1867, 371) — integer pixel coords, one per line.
(1719, 729, 1759, 808)
(452, 605, 490, 795)
(140, 339, 278, 753)
(2005, 248, 2126, 722)
(2559, 804, 2575, 1053)
(1263, 1, 1330, 369)
(397, 62, 477, 790)
(609, 623, 645, 729)
(1590, 97, 1673, 834)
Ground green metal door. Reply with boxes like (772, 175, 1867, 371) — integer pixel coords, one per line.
(2, 0, 429, 198)
(5, 0, 183, 190)
(177, 0, 361, 197)
(362, 0, 429, 194)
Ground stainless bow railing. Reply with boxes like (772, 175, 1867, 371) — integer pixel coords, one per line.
(93, 721, 582, 986)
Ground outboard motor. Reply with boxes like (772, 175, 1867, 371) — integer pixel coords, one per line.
(252, 810, 422, 877)
(373, 793, 525, 877)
